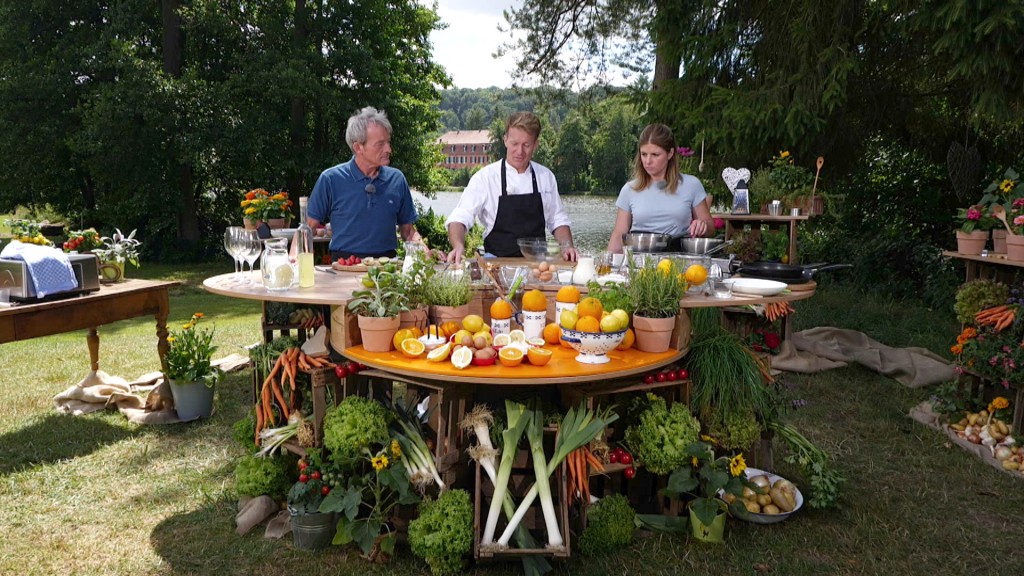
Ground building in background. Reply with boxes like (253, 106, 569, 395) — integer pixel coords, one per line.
(438, 130, 491, 169)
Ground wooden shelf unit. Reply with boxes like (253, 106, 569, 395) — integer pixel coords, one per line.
(713, 213, 809, 265)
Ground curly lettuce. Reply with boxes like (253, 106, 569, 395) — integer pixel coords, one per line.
(408, 489, 474, 576)
(322, 396, 390, 464)
(624, 395, 700, 475)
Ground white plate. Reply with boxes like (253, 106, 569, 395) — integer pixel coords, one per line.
(595, 273, 627, 285)
(270, 228, 298, 238)
(729, 278, 787, 296)
(732, 467, 803, 524)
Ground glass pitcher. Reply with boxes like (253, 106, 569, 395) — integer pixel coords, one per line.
(261, 237, 295, 291)
(402, 240, 426, 274)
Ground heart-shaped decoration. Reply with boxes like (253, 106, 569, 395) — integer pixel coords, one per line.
(722, 168, 751, 196)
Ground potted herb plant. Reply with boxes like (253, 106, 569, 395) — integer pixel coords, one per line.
(397, 246, 437, 331)
(347, 265, 409, 352)
(625, 258, 685, 352)
(955, 205, 989, 255)
(1005, 197, 1024, 261)
(662, 440, 750, 544)
(164, 312, 223, 421)
(93, 228, 141, 282)
(423, 267, 472, 326)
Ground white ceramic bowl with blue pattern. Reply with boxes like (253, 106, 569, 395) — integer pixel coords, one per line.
(560, 327, 627, 364)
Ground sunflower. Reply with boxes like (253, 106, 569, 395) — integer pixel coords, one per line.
(371, 454, 390, 471)
(729, 453, 747, 477)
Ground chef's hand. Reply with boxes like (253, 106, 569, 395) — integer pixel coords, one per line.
(688, 219, 708, 238)
(562, 245, 578, 263)
(447, 247, 463, 266)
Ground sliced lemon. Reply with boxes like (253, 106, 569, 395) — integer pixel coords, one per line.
(492, 333, 511, 347)
(526, 337, 546, 348)
(426, 342, 451, 362)
(269, 264, 294, 288)
(508, 329, 527, 344)
(451, 346, 473, 369)
(400, 337, 426, 358)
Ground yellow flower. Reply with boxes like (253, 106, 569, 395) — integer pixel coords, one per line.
(691, 456, 699, 467)
(390, 439, 402, 458)
(729, 453, 747, 477)
(245, 207, 257, 215)
(166, 336, 176, 343)
(371, 454, 389, 471)
(779, 150, 790, 159)
(999, 179, 1015, 194)
(991, 396, 1010, 411)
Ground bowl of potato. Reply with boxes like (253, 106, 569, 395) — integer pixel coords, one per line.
(722, 468, 803, 524)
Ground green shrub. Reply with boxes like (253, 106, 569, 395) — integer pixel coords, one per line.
(579, 494, 636, 556)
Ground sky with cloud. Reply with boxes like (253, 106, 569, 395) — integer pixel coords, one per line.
(427, 0, 522, 89)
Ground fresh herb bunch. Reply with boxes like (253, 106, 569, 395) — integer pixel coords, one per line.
(164, 312, 222, 387)
(399, 248, 439, 308)
(626, 259, 685, 318)
(408, 489, 475, 576)
(684, 325, 775, 423)
(347, 265, 409, 317)
(585, 279, 634, 314)
(623, 393, 701, 475)
(953, 279, 1008, 324)
(578, 494, 636, 556)
(424, 269, 472, 307)
(769, 421, 844, 509)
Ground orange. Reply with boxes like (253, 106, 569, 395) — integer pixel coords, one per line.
(576, 297, 603, 319)
(555, 285, 581, 303)
(408, 326, 423, 338)
(543, 322, 562, 345)
(425, 324, 444, 339)
(400, 337, 426, 358)
(616, 328, 635, 350)
(392, 328, 415, 351)
(490, 298, 513, 320)
(560, 334, 574, 348)
(684, 264, 708, 285)
(440, 321, 461, 338)
(526, 347, 553, 366)
(498, 346, 524, 367)
(522, 289, 548, 312)
(575, 316, 601, 333)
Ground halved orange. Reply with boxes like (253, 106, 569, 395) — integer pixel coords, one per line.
(498, 346, 524, 367)
(400, 337, 426, 358)
(526, 346, 553, 366)
(392, 328, 415, 351)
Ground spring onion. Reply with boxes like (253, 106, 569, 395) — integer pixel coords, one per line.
(394, 415, 445, 491)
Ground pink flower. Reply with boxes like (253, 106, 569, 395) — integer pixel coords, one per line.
(1014, 215, 1024, 226)
(713, 217, 725, 230)
(1014, 198, 1024, 208)
(967, 208, 981, 220)
(1002, 345, 1012, 353)
(1001, 379, 1010, 389)
(677, 147, 694, 157)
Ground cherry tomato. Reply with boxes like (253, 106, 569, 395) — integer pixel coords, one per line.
(642, 374, 654, 385)
(655, 372, 668, 383)
(298, 460, 309, 470)
(310, 471, 322, 481)
(353, 257, 361, 264)
(677, 369, 689, 380)
(612, 447, 625, 456)
(321, 485, 331, 496)
(334, 365, 347, 379)
(619, 453, 633, 465)
(665, 370, 677, 382)
(298, 474, 309, 483)
(623, 466, 637, 480)
(608, 452, 620, 464)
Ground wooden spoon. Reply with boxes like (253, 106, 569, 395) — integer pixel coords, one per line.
(992, 205, 1014, 234)
(809, 156, 824, 213)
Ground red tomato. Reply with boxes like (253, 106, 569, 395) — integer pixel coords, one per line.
(310, 471, 322, 481)
(642, 374, 654, 385)
(299, 474, 309, 483)
(623, 466, 637, 479)
(298, 460, 309, 470)
(608, 452, 620, 464)
(676, 369, 689, 380)
(334, 365, 347, 379)
(612, 446, 625, 456)
(619, 453, 633, 465)
(665, 371, 677, 382)
(321, 485, 331, 496)
(655, 372, 668, 383)
(353, 257, 361, 264)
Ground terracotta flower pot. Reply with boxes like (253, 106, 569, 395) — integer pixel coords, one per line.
(1006, 234, 1024, 261)
(992, 229, 1008, 254)
(267, 218, 287, 230)
(357, 315, 400, 352)
(243, 218, 259, 230)
(430, 304, 470, 326)
(955, 230, 988, 256)
(632, 314, 675, 353)
(399, 307, 429, 331)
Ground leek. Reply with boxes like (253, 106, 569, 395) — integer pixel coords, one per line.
(497, 402, 618, 548)
(480, 400, 531, 546)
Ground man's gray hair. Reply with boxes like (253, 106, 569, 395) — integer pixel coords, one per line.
(346, 107, 392, 151)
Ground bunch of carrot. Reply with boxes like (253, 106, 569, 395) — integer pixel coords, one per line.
(254, 347, 334, 445)
(974, 305, 1017, 332)
(566, 444, 605, 505)
(763, 301, 796, 322)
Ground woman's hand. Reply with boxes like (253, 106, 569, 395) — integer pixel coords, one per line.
(688, 218, 708, 238)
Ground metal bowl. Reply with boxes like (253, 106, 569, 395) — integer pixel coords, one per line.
(680, 237, 724, 255)
(622, 232, 671, 252)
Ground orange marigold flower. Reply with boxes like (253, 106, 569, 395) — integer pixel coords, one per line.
(950, 344, 963, 355)
(992, 396, 1010, 410)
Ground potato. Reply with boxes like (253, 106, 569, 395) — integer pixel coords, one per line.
(761, 504, 781, 515)
(751, 475, 771, 494)
(743, 500, 761, 514)
(722, 493, 737, 504)
(756, 493, 773, 507)
(742, 486, 757, 500)
(770, 485, 797, 512)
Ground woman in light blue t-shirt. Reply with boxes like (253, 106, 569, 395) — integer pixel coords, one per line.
(606, 124, 714, 254)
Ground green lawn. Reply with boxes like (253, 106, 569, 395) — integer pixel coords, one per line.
(0, 268, 1020, 576)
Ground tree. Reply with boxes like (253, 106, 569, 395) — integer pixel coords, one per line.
(552, 112, 592, 193)
(464, 105, 488, 130)
(588, 98, 639, 194)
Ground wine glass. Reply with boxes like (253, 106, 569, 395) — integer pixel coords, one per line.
(224, 226, 246, 273)
(242, 230, 262, 285)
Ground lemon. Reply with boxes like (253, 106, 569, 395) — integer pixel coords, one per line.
(526, 337, 547, 348)
(684, 264, 709, 285)
(492, 333, 511, 347)
(610, 309, 630, 327)
(600, 314, 623, 332)
(657, 258, 674, 275)
(462, 314, 485, 333)
(508, 329, 527, 344)
(451, 346, 473, 369)
(426, 342, 451, 362)
(269, 264, 294, 288)
(559, 309, 579, 330)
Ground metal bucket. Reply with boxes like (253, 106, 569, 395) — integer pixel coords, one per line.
(291, 512, 337, 550)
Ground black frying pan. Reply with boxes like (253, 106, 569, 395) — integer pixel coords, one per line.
(735, 262, 851, 283)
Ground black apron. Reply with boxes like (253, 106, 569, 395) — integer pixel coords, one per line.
(484, 160, 546, 257)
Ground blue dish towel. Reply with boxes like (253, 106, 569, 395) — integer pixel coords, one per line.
(0, 241, 78, 297)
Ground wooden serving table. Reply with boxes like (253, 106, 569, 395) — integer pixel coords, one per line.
(0, 279, 178, 385)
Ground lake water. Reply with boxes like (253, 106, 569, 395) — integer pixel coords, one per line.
(412, 191, 617, 255)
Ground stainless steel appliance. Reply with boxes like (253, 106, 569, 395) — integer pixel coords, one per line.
(0, 253, 102, 301)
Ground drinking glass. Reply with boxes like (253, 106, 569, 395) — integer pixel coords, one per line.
(242, 230, 262, 284)
(224, 226, 245, 273)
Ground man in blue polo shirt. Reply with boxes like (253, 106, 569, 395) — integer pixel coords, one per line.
(307, 107, 424, 260)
